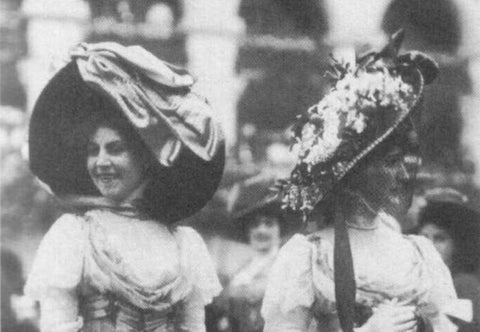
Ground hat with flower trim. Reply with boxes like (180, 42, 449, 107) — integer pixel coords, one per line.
(276, 30, 439, 332)
(280, 30, 438, 216)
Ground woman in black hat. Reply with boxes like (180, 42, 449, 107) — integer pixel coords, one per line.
(24, 43, 225, 332)
(261, 32, 465, 332)
(213, 173, 288, 332)
(418, 193, 480, 332)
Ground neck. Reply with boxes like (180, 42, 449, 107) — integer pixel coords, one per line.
(254, 245, 279, 257)
(340, 189, 378, 229)
(346, 215, 379, 230)
(346, 211, 400, 231)
(121, 180, 149, 205)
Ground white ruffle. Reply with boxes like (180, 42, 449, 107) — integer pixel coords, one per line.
(175, 226, 222, 305)
(24, 214, 86, 300)
(261, 234, 315, 319)
(25, 214, 222, 309)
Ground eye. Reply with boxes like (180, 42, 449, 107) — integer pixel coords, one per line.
(106, 141, 127, 155)
(263, 218, 277, 227)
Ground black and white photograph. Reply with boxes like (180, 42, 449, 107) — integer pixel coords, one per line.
(1, 1, 480, 331)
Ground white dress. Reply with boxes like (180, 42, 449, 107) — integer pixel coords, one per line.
(25, 209, 221, 332)
(261, 227, 459, 332)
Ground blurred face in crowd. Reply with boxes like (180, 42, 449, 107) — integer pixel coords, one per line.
(87, 126, 145, 203)
(347, 128, 421, 220)
(419, 223, 454, 268)
(248, 214, 281, 253)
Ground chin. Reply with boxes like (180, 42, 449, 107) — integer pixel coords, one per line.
(99, 189, 124, 202)
(251, 242, 272, 252)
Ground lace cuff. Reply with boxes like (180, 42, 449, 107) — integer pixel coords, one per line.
(262, 234, 315, 319)
(25, 214, 85, 300)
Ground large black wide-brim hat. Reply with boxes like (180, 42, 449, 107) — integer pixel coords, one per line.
(29, 44, 225, 222)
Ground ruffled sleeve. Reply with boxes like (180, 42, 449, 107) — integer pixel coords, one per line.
(261, 234, 315, 332)
(175, 226, 222, 305)
(24, 214, 86, 300)
(409, 235, 460, 332)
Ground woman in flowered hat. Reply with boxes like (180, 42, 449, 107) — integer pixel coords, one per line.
(25, 43, 225, 332)
(417, 189, 480, 332)
(262, 31, 466, 332)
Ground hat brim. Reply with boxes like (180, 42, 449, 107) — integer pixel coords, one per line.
(307, 66, 425, 210)
(29, 61, 225, 221)
(338, 67, 424, 177)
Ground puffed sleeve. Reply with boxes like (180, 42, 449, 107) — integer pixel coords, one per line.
(175, 226, 222, 332)
(25, 213, 86, 299)
(24, 213, 86, 332)
(261, 234, 315, 332)
(409, 235, 460, 332)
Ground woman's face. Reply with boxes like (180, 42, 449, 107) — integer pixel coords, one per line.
(352, 130, 421, 219)
(248, 215, 281, 253)
(419, 223, 454, 268)
(87, 126, 144, 203)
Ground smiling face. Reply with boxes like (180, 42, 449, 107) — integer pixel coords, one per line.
(87, 126, 145, 203)
(247, 214, 281, 253)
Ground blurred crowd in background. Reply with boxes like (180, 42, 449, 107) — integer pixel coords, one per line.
(2, 0, 480, 331)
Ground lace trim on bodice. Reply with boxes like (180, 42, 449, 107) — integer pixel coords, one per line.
(307, 232, 431, 315)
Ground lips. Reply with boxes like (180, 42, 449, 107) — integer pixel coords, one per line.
(94, 173, 119, 185)
(253, 233, 272, 242)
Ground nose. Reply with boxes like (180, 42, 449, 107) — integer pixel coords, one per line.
(256, 223, 269, 232)
(95, 149, 112, 168)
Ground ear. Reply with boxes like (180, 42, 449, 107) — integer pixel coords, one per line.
(398, 51, 439, 85)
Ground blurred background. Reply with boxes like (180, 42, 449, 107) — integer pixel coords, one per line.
(1, 0, 480, 330)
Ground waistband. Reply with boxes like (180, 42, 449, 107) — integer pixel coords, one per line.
(81, 294, 177, 331)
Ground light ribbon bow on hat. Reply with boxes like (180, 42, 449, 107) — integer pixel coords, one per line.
(70, 42, 223, 167)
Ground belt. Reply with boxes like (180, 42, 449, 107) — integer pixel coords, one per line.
(81, 294, 177, 332)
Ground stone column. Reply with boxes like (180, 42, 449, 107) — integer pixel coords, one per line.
(20, 0, 90, 112)
(456, 0, 480, 185)
(322, 0, 393, 63)
(181, 0, 245, 150)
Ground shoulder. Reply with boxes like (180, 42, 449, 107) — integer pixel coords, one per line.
(262, 234, 317, 316)
(40, 213, 87, 247)
(174, 225, 206, 245)
(25, 214, 87, 298)
(276, 232, 333, 271)
(405, 234, 443, 261)
(48, 213, 86, 234)
(406, 234, 450, 272)
(174, 226, 222, 304)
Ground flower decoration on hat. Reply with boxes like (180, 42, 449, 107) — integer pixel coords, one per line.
(279, 30, 438, 216)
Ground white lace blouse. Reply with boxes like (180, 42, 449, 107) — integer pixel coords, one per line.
(261, 229, 460, 332)
(25, 209, 222, 332)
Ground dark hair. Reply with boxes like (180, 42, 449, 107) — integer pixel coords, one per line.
(239, 205, 284, 237)
(66, 89, 186, 225)
(418, 201, 480, 274)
